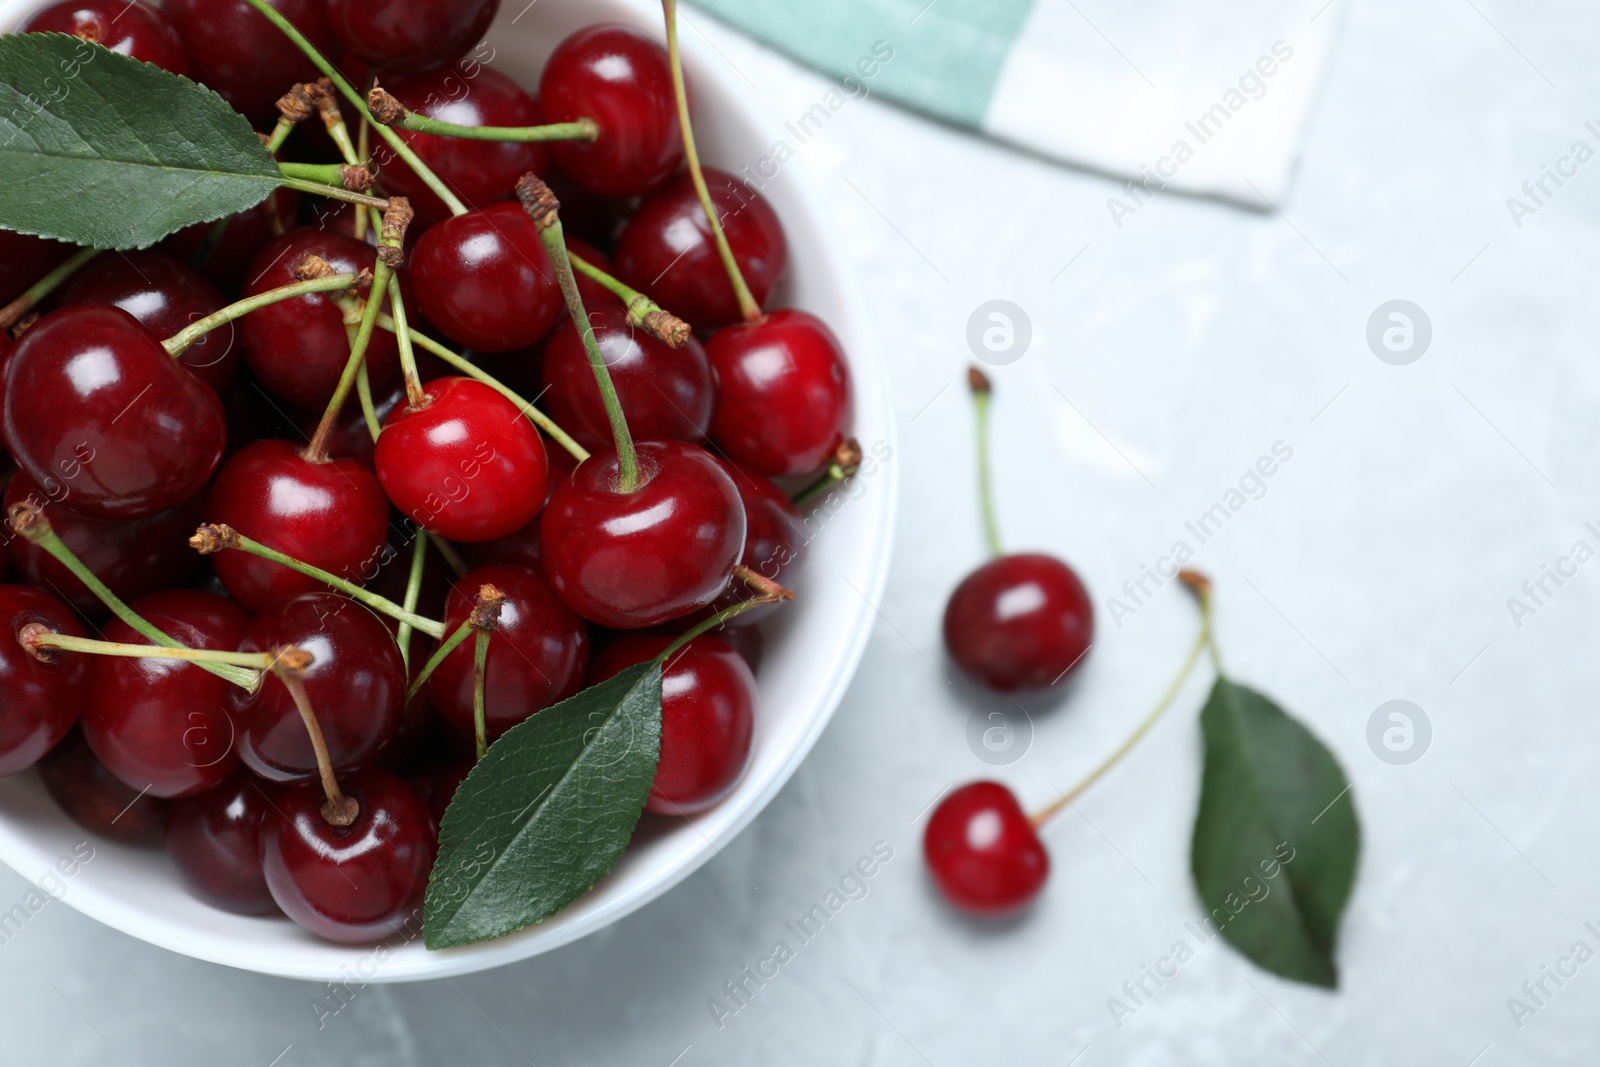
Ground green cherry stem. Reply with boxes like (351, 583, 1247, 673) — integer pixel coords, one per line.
(518, 173, 638, 491)
(189, 523, 446, 639)
(163, 266, 364, 357)
(0, 246, 100, 330)
(792, 438, 864, 507)
(387, 271, 426, 410)
(967, 367, 1003, 559)
(463, 585, 505, 761)
(272, 654, 359, 826)
(569, 252, 690, 348)
(5, 502, 261, 692)
(658, 568, 794, 661)
(275, 175, 389, 209)
(406, 619, 473, 702)
(355, 361, 382, 440)
(661, 0, 762, 324)
(369, 87, 598, 143)
(18, 627, 284, 671)
(263, 117, 296, 153)
(395, 532, 429, 674)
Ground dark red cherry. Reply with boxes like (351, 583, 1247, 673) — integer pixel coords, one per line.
(0, 585, 88, 776)
(590, 634, 754, 814)
(165, 769, 279, 914)
(260, 767, 437, 943)
(60, 250, 238, 391)
(206, 439, 391, 612)
(427, 564, 588, 742)
(40, 729, 166, 843)
(231, 593, 406, 783)
(410, 203, 562, 353)
(375, 376, 548, 543)
(2, 305, 226, 520)
(704, 460, 807, 625)
(239, 229, 400, 408)
(705, 309, 851, 477)
(541, 440, 745, 628)
(326, 0, 495, 73)
(81, 590, 250, 798)
(165, 0, 337, 123)
(420, 757, 471, 824)
(541, 304, 713, 452)
(539, 23, 683, 198)
(924, 781, 1048, 915)
(373, 64, 547, 223)
(0, 229, 73, 306)
(943, 553, 1093, 691)
(160, 189, 298, 294)
(2, 470, 203, 616)
(21, 0, 190, 74)
(615, 169, 788, 330)
(460, 443, 575, 573)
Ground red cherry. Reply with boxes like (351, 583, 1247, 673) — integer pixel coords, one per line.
(539, 24, 683, 198)
(2, 305, 226, 520)
(206, 439, 391, 612)
(260, 767, 437, 943)
(0, 229, 73, 306)
(165, 0, 337, 123)
(325, 0, 496, 74)
(0, 585, 88, 776)
(704, 309, 853, 477)
(376, 376, 549, 543)
(2, 470, 203, 616)
(165, 768, 279, 914)
(427, 564, 588, 742)
(40, 729, 166, 843)
(60, 250, 238, 391)
(160, 189, 298, 294)
(81, 590, 250, 798)
(410, 202, 562, 353)
(231, 593, 406, 783)
(703, 459, 807, 625)
(373, 64, 548, 223)
(239, 229, 401, 408)
(924, 781, 1048, 915)
(459, 443, 576, 573)
(21, 0, 190, 74)
(590, 634, 754, 814)
(943, 554, 1093, 691)
(541, 304, 714, 452)
(615, 169, 788, 330)
(541, 440, 746, 628)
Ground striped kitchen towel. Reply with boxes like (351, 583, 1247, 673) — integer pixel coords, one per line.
(688, 0, 1344, 210)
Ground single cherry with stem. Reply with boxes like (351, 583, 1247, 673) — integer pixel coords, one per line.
(21, 0, 190, 75)
(409, 201, 564, 353)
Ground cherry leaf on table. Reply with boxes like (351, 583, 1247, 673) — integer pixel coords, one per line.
(424, 662, 663, 950)
(0, 34, 279, 250)
(1190, 678, 1360, 988)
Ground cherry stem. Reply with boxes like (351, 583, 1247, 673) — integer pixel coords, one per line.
(967, 367, 1003, 559)
(388, 273, 426, 410)
(569, 252, 691, 348)
(0, 246, 99, 331)
(189, 523, 446, 639)
(163, 267, 363, 357)
(355, 361, 382, 440)
(659, 568, 795, 660)
(406, 618, 474, 702)
(395, 532, 428, 674)
(661, 0, 763, 324)
(277, 160, 374, 191)
(1029, 569, 1215, 829)
(792, 438, 865, 507)
(430, 533, 469, 578)
(275, 175, 389, 210)
(464, 584, 504, 762)
(5, 502, 261, 691)
(308, 78, 378, 241)
(17, 627, 282, 671)
(272, 656, 359, 826)
(263, 117, 296, 153)
(518, 173, 639, 491)
(241, 0, 469, 217)
(367, 87, 598, 143)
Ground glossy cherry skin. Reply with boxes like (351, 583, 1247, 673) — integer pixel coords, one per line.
(410, 203, 562, 353)
(0, 229, 73, 306)
(40, 729, 166, 843)
(260, 768, 437, 943)
(372, 64, 546, 224)
(21, 0, 190, 74)
(541, 440, 746, 629)
(326, 0, 495, 73)
(704, 459, 807, 625)
(81, 590, 250, 798)
(539, 23, 683, 198)
(705, 309, 852, 477)
(239, 229, 400, 408)
(3, 305, 226, 520)
(615, 169, 788, 331)
(165, 0, 336, 122)
(591, 634, 755, 815)
(160, 189, 298, 294)
(2, 469, 203, 616)
(165, 769, 278, 914)
(427, 564, 588, 742)
(207, 439, 392, 612)
(943, 553, 1094, 691)
(376, 376, 549, 543)
(61, 250, 237, 391)
(0, 586, 88, 777)
(231, 594, 406, 783)
(924, 781, 1048, 915)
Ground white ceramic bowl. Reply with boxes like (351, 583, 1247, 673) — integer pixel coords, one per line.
(0, 0, 895, 981)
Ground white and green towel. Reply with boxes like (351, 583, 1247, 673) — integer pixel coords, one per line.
(690, 0, 1343, 209)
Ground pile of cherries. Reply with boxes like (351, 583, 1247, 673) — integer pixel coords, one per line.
(0, 0, 854, 944)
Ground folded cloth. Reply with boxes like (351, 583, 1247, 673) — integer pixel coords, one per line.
(688, 0, 1343, 210)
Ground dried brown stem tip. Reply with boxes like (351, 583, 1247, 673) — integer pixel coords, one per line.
(6, 500, 42, 538)
(311, 78, 342, 128)
(321, 795, 361, 827)
(366, 87, 407, 127)
(293, 254, 336, 281)
(377, 197, 415, 267)
(275, 81, 320, 124)
(1177, 569, 1212, 598)
(272, 645, 314, 675)
(355, 268, 374, 291)
(341, 165, 375, 192)
(515, 173, 560, 232)
(15, 622, 55, 663)
(967, 366, 992, 395)
(835, 437, 864, 472)
(188, 523, 240, 555)
(641, 307, 691, 349)
(468, 584, 506, 631)
(11, 311, 38, 338)
(734, 566, 795, 602)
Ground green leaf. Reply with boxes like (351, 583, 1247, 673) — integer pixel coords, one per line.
(1190, 678, 1360, 988)
(424, 662, 663, 950)
(0, 33, 279, 250)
